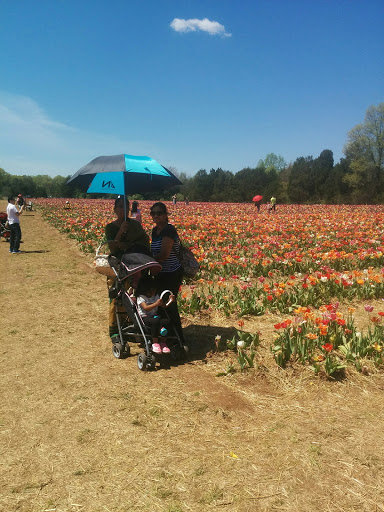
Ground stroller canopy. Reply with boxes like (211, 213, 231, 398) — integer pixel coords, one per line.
(118, 253, 162, 281)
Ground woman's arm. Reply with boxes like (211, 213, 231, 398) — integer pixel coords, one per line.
(106, 221, 131, 253)
(155, 236, 174, 263)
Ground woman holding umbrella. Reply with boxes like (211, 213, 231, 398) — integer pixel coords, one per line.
(106, 197, 150, 258)
(253, 194, 263, 213)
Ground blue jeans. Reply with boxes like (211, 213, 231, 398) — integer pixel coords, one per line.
(9, 223, 21, 252)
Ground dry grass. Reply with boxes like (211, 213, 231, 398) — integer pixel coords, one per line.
(1, 200, 384, 512)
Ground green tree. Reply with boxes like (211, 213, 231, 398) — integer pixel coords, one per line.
(312, 149, 334, 201)
(343, 103, 384, 202)
(324, 158, 352, 204)
(0, 168, 11, 197)
(189, 169, 213, 201)
(287, 156, 314, 203)
(257, 153, 286, 172)
(210, 168, 235, 201)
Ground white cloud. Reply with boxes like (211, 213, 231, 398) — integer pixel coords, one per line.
(170, 18, 231, 37)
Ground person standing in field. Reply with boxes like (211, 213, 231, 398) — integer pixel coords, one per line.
(270, 196, 276, 212)
(130, 201, 142, 224)
(16, 194, 25, 208)
(7, 197, 24, 254)
(149, 201, 185, 343)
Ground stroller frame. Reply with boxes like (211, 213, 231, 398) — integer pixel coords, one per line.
(109, 252, 188, 371)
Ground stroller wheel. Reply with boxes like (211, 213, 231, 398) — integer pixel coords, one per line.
(147, 354, 156, 370)
(112, 342, 130, 359)
(137, 352, 147, 371)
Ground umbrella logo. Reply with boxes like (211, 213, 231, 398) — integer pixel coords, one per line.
(102, 180, 115, 189)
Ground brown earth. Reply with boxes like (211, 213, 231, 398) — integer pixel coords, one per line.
(1, 200, 384, 512)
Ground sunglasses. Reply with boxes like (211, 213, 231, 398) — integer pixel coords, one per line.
(151, 211, 165, 216)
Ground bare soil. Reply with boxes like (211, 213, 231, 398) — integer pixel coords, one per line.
(1, 200, 384, 512)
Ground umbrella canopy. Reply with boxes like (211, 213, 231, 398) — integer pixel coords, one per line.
(252, 195, 263, 202)
(66, 154, 182, 195)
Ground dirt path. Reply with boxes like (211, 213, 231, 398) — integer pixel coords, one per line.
(1, 201, 384, 512)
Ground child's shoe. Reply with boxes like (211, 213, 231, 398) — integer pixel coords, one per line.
(152, 343, 162, 354)
(160, 343, 170, 354)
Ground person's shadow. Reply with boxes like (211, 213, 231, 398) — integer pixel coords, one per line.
(183, 324, 239, 362)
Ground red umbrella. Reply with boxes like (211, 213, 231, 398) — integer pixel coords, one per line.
(252, 195, 263, 202)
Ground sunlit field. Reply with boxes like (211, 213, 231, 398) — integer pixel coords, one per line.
(36, 199, 384, 377)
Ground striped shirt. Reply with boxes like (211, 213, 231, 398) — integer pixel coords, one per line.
(151, 224, 181, 273)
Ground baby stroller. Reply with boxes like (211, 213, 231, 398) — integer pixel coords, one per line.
(108, 252, 188, 371)
(0, 212, 10, 241)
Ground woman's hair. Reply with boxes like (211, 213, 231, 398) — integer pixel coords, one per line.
(114, 197, 130, 210)
(150, 201, 168, 221)
(137, 276, 157, 296)
(131, 201, 139, 213)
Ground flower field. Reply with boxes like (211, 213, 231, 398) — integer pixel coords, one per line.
(36, 198, 384, 377)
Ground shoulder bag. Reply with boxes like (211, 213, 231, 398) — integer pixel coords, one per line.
(177, 240, 200, 278)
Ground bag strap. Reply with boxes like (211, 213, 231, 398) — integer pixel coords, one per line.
(96, 240, 114, 257)
(174, 236, 183, 259)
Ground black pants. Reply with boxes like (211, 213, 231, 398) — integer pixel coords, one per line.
(142, 316, 170, 338)
(9, 223, 21, 252)
(154, 268, 185, 342)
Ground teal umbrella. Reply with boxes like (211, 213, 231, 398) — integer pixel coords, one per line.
(67, 154, 181, 195)
(67, 154, 182, 219)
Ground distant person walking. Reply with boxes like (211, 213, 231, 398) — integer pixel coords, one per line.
(270, 196, 276, 212)
(172, 194, 177, 205)
(252, 194, 263, 214)
(7, 197, 24, 254)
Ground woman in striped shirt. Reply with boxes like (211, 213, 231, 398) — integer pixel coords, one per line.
(150, 202, 184, 342)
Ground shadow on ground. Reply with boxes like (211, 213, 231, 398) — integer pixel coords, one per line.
(184, 324, 239, 361)
(18, 250, 50, 254)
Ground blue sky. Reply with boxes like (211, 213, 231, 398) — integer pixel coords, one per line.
(1, 0, 383, 178)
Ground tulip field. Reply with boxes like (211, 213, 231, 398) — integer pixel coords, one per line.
(36, 198, 384, 377)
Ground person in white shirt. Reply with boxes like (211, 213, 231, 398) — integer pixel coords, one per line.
(6, 197, 24, 253)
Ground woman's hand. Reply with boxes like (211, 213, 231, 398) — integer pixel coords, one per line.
(117, 220, 130, 238)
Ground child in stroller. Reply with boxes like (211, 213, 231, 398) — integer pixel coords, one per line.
(136, 276, 174, 355)
(109, 252, 188, 371)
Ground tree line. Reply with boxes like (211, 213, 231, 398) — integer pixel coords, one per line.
(1, 103, 383, 204)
